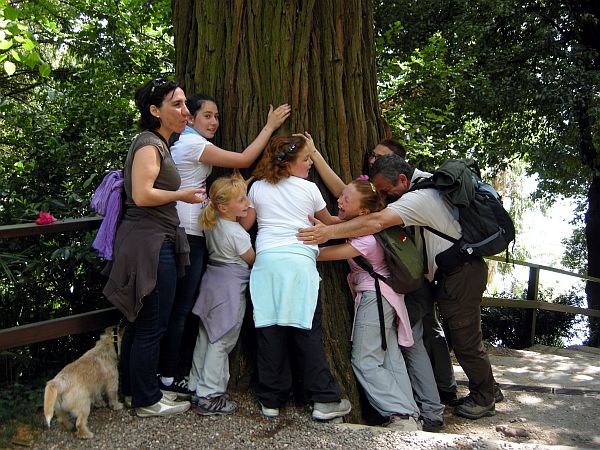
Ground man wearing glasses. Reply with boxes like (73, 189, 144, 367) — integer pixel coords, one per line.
(367, 139, 407, 168)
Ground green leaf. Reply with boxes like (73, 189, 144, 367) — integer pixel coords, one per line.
(0, 39, 11, 50)
(3, 5, 18, 21)
(23, 51, 40, 68)
(39, 62, 51, 77)
(22, 38, 35, 52)
(3, 59, 15, 75)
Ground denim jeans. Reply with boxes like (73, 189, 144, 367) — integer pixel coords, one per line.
(159, 235, 206, 377)
(120, 240, 178, 408)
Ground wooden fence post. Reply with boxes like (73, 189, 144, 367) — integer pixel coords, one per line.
(526, 266, 540, 347)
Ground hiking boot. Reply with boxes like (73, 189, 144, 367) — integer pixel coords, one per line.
(449, 383, 504, 407)
(312, 399, 352, 421)
(419, 416, 446, 432)
(387, 414, 421, 431)
(453, 395, 495, 420)
(158, 377, 192, 400)
(192, 395, 238, 416)
(494, 383, 505, 403)
(259, 402, 280, 419)
(136, 395, 191, 417)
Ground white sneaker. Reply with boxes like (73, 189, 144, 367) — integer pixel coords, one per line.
(126, 392, 176, 409)
(136, 395, 191, 417)
(259, 402, 279, 418)
(312, 399, 352, 421)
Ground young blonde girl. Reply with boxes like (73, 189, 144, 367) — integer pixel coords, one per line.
(188, 173, 255, 415)
(317, 178, 421, 431)
(240, 135, 351, 421)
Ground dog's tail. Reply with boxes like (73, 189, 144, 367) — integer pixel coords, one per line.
(43, 380, 59, 427)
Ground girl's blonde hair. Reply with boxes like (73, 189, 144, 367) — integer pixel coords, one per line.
(350, 178, 386, 213)
(199, 172, 247, 230)
(252, 135, 307, 184)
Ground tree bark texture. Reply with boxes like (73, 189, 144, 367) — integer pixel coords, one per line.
(585, 175, 600, 347)
(173, 0, 386, 419)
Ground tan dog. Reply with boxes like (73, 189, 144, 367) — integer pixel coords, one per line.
(43, 326, 124, 439)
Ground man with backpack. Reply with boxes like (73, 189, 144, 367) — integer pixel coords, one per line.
(298, 153, 504, 420)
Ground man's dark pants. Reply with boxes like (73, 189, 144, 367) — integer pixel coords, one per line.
(435, 258, 495, 407)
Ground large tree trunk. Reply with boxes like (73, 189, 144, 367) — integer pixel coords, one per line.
(586, 176, 600, 346)
(173, 0, 386, 420)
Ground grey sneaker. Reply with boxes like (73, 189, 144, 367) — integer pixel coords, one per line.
(136, 395, 191, 417)
(312, 399, 352, 421)
(387, 414, 421, 431)
(453, 395, 495, 420)
(259, 402, 280, 418)
(192, 395, 238, 416)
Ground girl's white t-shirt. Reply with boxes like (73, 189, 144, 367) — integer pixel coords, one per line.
(170, 126, 213, 236)
(248, 177, 326, 254)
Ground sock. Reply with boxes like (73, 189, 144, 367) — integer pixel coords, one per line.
(161, 376, 174, 386)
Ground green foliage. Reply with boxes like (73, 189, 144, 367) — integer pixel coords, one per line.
(0, 0, 50, 77)
(0, 0, 174, 383)
(374, 0, 599, 196)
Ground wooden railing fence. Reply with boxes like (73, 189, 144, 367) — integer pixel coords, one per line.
(1, 217, 599, 351)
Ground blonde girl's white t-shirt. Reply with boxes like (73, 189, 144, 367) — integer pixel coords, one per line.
(170, 126, 213, 236)
(248, 177, 326, 254)
(205, 216, 252, 268)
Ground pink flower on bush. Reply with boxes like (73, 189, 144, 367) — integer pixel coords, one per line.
(36, 212, 57, 225)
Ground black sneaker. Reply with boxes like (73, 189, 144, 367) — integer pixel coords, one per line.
(158, 377, 192, 400)
(419, 416, 446, 432)
(453, 395, 495, 420)
(449, 383, 503, 407)
(192, 395, 238, 416)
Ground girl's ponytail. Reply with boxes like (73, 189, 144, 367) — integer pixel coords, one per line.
(199, 200, 219, 230)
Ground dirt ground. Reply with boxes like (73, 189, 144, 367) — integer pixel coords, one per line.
(13, 345, 600, 449)
(441, 345, 600, 448)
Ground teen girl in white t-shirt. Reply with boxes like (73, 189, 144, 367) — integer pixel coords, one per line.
(157, 95, 289, 396)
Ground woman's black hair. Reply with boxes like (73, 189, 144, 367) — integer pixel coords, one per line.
(186, 93, 217, 117)
(135, 78, 179, 131)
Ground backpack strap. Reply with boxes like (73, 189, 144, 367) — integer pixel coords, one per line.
(422, 225, 459, 244)
(352, 255, 387, 351)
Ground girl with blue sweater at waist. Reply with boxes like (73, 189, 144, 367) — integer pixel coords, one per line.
(240, 135, 351, 421)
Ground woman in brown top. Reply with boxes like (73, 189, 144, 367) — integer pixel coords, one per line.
(103, 79, 205, 417)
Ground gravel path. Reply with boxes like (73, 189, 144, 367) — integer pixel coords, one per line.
(32, 386, 600, 450)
